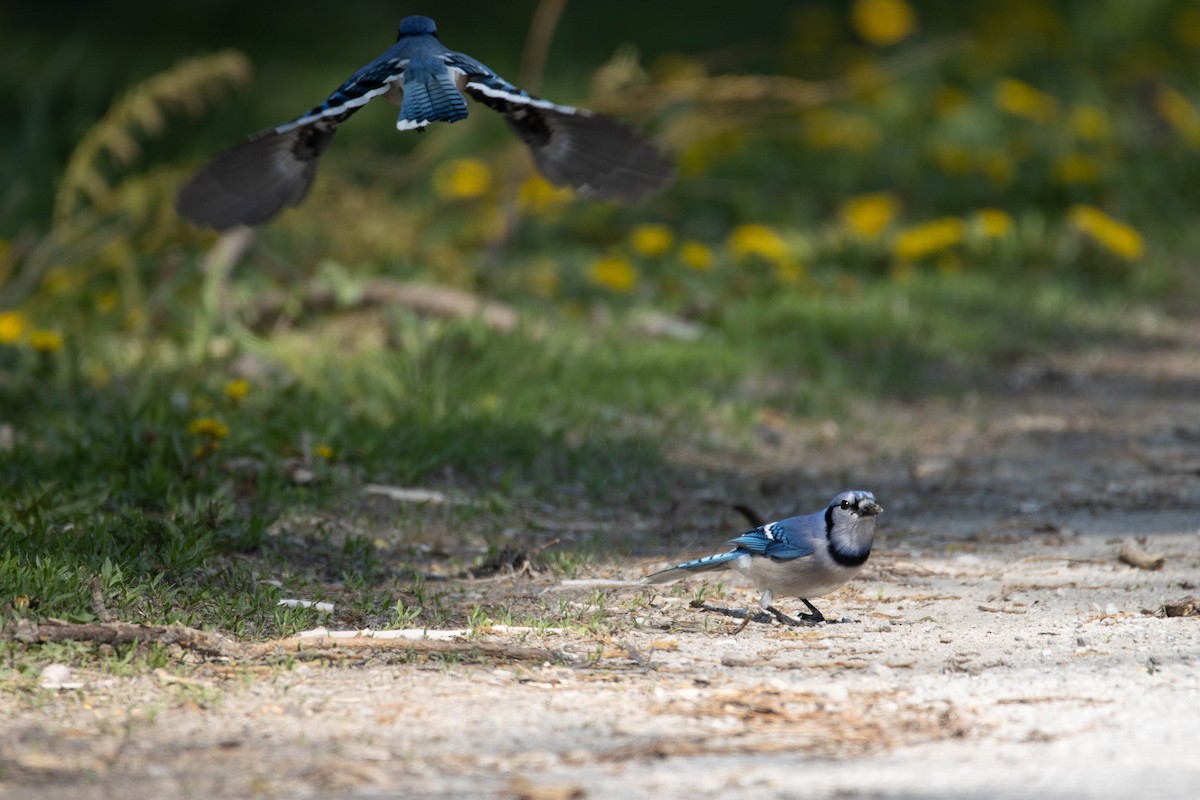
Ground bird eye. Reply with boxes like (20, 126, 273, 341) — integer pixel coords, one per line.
(839, 500, 850, 509)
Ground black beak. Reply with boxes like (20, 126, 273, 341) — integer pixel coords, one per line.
(859, 501, 883, 517)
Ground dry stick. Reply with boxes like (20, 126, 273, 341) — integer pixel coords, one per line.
(1118, 541, 1166, 571)
(246, 279, 519, 332)
(8, 620, 567, 663)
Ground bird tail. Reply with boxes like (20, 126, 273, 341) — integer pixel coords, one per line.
(643, 552, 740, 584)
(397, 70, 468, 130)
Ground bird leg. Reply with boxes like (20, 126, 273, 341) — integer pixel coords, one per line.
(765, 600, 826, 627)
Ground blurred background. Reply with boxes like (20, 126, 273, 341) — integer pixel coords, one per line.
(3, 0, 1200, 490)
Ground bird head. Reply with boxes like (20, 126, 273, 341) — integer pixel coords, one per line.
(398, 15, 438, 39)
(828, 490, 883, 524)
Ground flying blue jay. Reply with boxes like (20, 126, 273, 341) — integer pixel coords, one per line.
(645, 490, 882, 632)
(177, 15, 674, 230)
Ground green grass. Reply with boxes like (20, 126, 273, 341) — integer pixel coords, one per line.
(0, 265, 1169, 653)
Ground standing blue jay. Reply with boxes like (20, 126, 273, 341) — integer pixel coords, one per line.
(177, 15, 674, 230)
(645, 491, 882, 632)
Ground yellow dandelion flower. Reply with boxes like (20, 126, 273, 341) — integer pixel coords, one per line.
(518, 175, 571, 213)
(42, 266, 78, 295)
(979, 150, 1016, 187)
(1154, 85, 1200, 146)
(629, 224, 675, 258)
(803, 110, 881, 152)
(432, 158, 493, 200)
(0, 310, 26, 344)
(773, 260, 805, 285)
(975, 208, 1013, 238)
(890, 261, 917, 284)
(933, 85, 970, 118)
(728, 224, 789, 264)
(677, 131, 745, 175)
(893, 217, 966, 261)
(527, 259, 561, 298)
(851, 0, 917, 47)
(994, 78, 1058, 123)
(1052, 153, 1101, 185)
(223, 379, 250, 402)
(679, 240, 714, 271)
(936, 253, 963, 276)
(314, 444, 334, 460)
(187, 417, 230, 439)
(1173, 7, 1200, 48)
(1069, 206, 1144, 260)
(589, 256, 639, 293)
(841, 193, 900, 239)
(96, 291, 119, 314)
(1069, 104, 1110, 142)
(929, 142, 973, 175)
(28, 330, 64, 354)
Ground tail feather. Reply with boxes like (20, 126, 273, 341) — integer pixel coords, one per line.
(644, 551, 739, 584)
(398, 69, 468, 129)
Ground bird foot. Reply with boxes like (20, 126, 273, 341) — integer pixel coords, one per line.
(766, 605, 824, 627)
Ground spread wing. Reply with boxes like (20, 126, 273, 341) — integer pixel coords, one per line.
(445, 52, 674, 202)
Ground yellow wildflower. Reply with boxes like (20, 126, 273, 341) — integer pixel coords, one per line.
(841, 193, 900, 239)
(628, 224, 675, 258)
(850, 0, 917, 47)
(1154, 86, 1200, 146)
(96, 291, 119, 314)
(187, 417, 230, 439)
(1070, 206, 1144, 260)
(893, 217, 966, 261)
(804, 110, 881, 152)
(773, 260, 805, 285)
(223, 379, 250, 402)
(432, 158, 493, 200)
(995, 78, 1058, 123)
(42, 266, 78, 295)
(1069, 104, 1110, 142)
(0, 311, 26, 344)
(728, 224, 789, 264)
(929, 142, 973, 175)
(889, 261, 917, 284)
(979, 150, 1016, 187)
(975, 209, 1013, 238)
(679, 240, 713, 271)
(28, 330, 64, 354)
(933, 85, 970, 118)
(527, 259, 561, 298)
(314, 444, 334, 460)
(518, 175, 571, 213)
(1173, 7, 1200, 48)
(677, 131, 745, 175)
(589, 256, 639, 293)
(1052, 153, 1101, 185)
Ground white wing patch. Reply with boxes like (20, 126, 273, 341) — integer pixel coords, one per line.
(275, 66, 408, 134)
(463, 81, 583, 116)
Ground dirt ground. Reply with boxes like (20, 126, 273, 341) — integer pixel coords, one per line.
(3, 319, 1200, 799)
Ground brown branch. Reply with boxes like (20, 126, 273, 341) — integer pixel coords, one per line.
(519, 0, 569, 92)
(6, 619, 564, 664)
(1118, 541, 1166, 571)
(245, 278, 519, 332)
(9, 619, 240, 657)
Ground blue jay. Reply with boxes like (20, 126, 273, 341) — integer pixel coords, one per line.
(178, 15, 674, 230)
(645, 490, 882, 632)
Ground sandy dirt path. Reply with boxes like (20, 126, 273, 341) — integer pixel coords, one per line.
(3, 323, 1199, 799)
